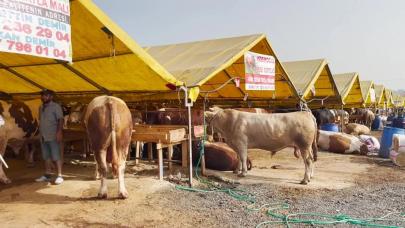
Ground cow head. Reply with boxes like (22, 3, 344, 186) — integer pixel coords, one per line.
(359, 144, 369, 155)
(9, 101, 39, 138)
(204, 106, 224, 136)
(205, 106, 223, 122)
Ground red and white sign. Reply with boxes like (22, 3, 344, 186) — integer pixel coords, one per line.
(0, 0, 72, 62)
(244, 51, 275, 90)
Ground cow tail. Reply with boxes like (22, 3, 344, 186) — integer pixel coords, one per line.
(107, 98, 119, 176)
(312, 115, 318, 162)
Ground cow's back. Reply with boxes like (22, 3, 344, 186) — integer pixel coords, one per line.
(223, 110, 317, 151)
(84, 96, 132, 160)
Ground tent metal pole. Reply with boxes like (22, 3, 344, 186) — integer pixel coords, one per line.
(179, 86, 194, 187)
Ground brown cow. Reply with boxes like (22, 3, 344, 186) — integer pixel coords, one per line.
(84, 96, 132, 199)
(0, 99, 41, 183)
(317, 130, 369, 154)
(350, 108, 375, 128)
(193, 141, 252, 171)
(343, 123, 370, 136)
(205, 107, 318, 184)
(363, 110, 375, 129)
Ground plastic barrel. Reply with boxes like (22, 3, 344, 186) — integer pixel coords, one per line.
(320, 123, 339, 132)
(379, 127, 405, 158)
(393, 117, 405, 129)
(371, 116, 382, 131)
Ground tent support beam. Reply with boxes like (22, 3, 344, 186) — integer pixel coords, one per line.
(0, 63, 45, 90)
(3, 52, 133, 69)
(57, 61, 110, 95)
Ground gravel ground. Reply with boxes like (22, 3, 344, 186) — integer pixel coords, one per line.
(150, 168, 405, 228)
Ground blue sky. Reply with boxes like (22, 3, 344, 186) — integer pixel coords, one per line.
(94, 0, 405, 90)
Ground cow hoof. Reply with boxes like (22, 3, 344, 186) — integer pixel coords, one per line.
(97, 193, 107, 199)
(118, 192, 129, 199)
(233, 170, 240, 174)
(300, 180, 309, 185)
(237, 172, 247, 177)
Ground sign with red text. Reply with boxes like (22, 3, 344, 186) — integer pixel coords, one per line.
(244, 51, 275, 90)
(0, 0, 72, 61)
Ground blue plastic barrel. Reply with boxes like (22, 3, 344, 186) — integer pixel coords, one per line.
(320, 123, 339, 132)
(379, 127, 405, 158)
(371, 116, 382, 131)
(393, 117, 405, 129)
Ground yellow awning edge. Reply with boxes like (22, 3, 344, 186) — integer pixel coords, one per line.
(333, 72, 364, 107)
(282, 59, 342, 107)
(144, 34, 299, 104)
(0, 0, 186, 99)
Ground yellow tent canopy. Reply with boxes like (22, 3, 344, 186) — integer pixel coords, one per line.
(359, 80, 376, 107)
(143, 34, 299, 107)
(282, 59, 341, 108)
(392, 92, 404, 108)
(374, 84, 387, 108)
(0, 0, 184, 101)
(333, 73, 363, 108)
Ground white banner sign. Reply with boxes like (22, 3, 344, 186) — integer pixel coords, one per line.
(369, 88, 376, 103)
(0, 0, 72, 61)
(244, 51, 275, 90)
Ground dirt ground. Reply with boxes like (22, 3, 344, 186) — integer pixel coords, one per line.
(1, 137, 404, 227)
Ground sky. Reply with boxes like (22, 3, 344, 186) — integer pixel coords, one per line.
(94, 0, 405, 90)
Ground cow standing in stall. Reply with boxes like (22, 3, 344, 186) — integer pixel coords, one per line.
(334, 109, 350, 125)
(350, 108, 375, 128)
(84, 96, 133, 199)
(363, 109, 375, 129)
(205, 107, 318, 184)
(63, 102, 87, 127)
(0, 99, 41, 183)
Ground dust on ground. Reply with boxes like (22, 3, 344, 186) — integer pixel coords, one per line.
(1, 137, 404, 227)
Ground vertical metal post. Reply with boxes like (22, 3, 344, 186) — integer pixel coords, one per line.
(179, 86, 194, 187)
(187, 102, 193, 187)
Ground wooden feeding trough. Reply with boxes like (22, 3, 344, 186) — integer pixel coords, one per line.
(62, 124, 89, 158)
(131, 125, 190, 180)
(132, 125, 186, 144)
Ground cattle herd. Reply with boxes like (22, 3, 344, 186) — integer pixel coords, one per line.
(0, 95, 401, 198)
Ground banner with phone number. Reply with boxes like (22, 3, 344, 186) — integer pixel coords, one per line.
(244, 51, 275, 91)
(0, 0, 72, 62)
